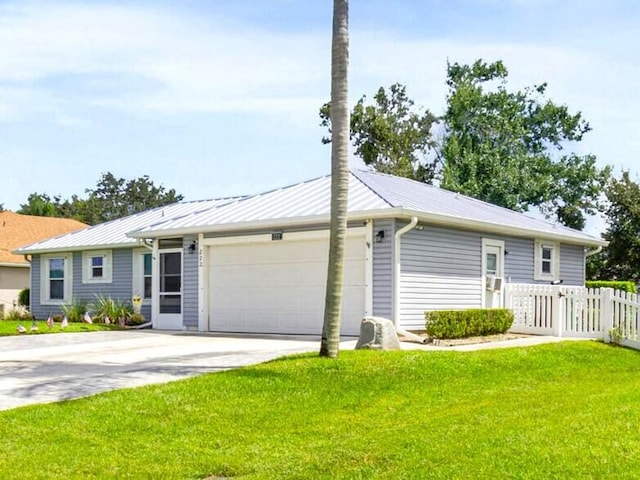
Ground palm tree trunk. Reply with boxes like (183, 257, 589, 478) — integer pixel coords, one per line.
(320, 0, 349, 358)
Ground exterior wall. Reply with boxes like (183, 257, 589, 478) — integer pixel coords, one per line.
(31, 248, 153, 321)
(560, 244, 585, 285)
(0, 266, 29, 315)
(398, 225, 483, 330)
(371, 219, 393, 319)
(72, 250, 132, 301)
(182, 235, 199, 329)
(0, 265, 29, 289)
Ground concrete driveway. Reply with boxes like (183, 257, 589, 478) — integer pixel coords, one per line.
(0, 330, 327, 411)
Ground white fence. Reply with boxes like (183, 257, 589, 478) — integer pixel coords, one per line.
(504, 284, 640, 349)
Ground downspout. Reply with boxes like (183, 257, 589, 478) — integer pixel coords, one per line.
(393, 216, 427, 343)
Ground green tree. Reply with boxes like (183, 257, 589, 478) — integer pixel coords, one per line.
(320, 83, 439, 182)
(18, 173, 183, 225)
(18, 193, 61, 217)
(587, 172, 640, 280)
(320, 0, 349, 358)
(441, 59, 610, 230)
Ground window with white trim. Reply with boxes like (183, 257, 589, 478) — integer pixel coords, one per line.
(534, 240, 559, 281)
(41, 254, 73, 304)
(132, 250, 153, 300)
(82, 251, 112, 283)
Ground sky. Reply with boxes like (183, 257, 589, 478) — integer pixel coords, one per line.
(1, 0, 639, 236)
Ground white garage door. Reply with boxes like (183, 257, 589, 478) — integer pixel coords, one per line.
(207, 230, 366, 335)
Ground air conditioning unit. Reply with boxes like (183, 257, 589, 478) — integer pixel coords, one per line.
(485, 276, 503, 291)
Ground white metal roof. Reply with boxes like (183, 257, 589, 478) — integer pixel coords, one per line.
(15, 197, 242, 253)
(16, 169, 606, 253)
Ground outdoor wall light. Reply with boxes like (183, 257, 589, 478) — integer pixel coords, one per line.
(375, 230, 385, 243)
(188, 240, 197, 254)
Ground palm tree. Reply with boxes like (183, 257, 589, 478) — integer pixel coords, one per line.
(320, 0, 349, 358)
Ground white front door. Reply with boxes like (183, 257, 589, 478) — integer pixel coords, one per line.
(156, 249, 183, 329)
(482, 239, 504, 308)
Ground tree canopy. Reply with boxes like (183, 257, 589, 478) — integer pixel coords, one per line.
(587, 172, 640, 281)
(19, 173, 183, 225)
(320, 83, 439, 183)
(321, 59, 611, 230)
(441, 59, 610, 230)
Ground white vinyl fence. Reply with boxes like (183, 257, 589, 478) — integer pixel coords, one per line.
(504, 284, 640, 350)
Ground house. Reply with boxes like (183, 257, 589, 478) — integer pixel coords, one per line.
(15, 170, 606, 335)
(0, 211, 87, 315)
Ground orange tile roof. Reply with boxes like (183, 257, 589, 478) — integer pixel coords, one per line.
(0, 211, 87, 265)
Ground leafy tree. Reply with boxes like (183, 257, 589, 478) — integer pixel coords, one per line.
(19, 193, 62, 217)
(441, 59, 610, 230)
(18, 173, 183, 225)
(320, 83, 439, 182)
(320, 0, 349, 358)
(587, 172, 640, 280)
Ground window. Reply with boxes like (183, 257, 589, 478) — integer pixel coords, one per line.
(132, 249, 153, 300)
(41, 254, 72, 304)
(535, 240, 559, 281)
(143, 253, 152, 299)
(82, 251, 112, 283)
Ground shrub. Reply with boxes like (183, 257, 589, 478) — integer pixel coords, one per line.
(585, 281, 636, 293)
(425, 309, 514, 339)
(17, 288, 30, 308)
(128, 313, 146, 326)
(90, 294, 133, 323)
(3, 307, 33, 322)
(60, 298, 88, 322)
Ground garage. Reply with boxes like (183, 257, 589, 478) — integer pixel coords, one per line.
(206, 229, 367, 335)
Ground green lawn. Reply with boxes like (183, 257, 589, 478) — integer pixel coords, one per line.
(2, 342, 640, 479)
(0, 320, 122, 336)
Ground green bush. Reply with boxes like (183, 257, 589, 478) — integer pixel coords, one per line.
(2, 307, 33, 322)
(585, 281, 636, 293)
(17, 288, 30, 308)
(60, 298, 88, 322)
(425, 309, 514, 339)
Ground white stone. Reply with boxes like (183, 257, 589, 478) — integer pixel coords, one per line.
(355, 317, 400, 350)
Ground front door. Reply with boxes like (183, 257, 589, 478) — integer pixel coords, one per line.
(156, 249, 183, 329)
(483, 240, 504, 308)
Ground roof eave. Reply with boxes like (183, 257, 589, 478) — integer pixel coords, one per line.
(396, 208, 608, 247)
(13, 241, 141, 256)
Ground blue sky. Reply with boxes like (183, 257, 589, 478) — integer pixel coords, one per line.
(1, 1, 639, 235)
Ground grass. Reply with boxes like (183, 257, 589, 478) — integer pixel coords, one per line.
(2, 341, 640, 478)
(0, 320, 122, 336)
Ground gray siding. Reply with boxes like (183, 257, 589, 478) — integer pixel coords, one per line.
(560, 244, 585, 285)
(504, 237, 535, 283)
(72, 250, 132, 301)
(30, 248, 152, 321)
(372, 219, 393, 319)
(31, 254, 44, 319)
(182, 235, 199, 328)
(399, 225, 483, 330)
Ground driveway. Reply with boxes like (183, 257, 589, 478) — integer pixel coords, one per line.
(0, 330, 327, 411)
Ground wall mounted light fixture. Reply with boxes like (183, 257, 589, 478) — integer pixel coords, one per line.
(375, 230, 385, 243)
(188, 240, 197, 254)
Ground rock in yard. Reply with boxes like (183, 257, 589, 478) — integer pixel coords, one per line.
(355, 317, 400, 350)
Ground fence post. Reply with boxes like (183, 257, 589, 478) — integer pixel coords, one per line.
(601, 288, 613, 343)
(551, 286, 563, 337)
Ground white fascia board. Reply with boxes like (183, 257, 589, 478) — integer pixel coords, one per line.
(395, 208, 608, 247)
(13, 242, 138, 256)
(0, 262, 29, 268)
(125, 207, 606, 248)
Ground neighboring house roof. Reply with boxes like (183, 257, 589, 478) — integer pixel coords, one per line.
(1, 211, 87, 265)
(14, 198, 242, 254)
(15, 170, 607, 254)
